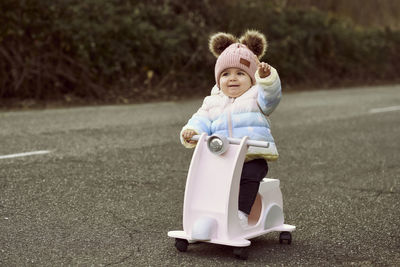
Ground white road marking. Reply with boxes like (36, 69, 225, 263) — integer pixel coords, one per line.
(369, 105, 400, 114)
(0, 150, 51, 159)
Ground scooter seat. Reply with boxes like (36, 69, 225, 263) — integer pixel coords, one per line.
(259, 178, 280, 192)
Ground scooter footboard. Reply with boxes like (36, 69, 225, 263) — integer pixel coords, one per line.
(191, 216, 218, 241)
(264, 204, 284, 230)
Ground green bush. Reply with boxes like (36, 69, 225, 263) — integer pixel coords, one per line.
(0, 0, 399, 103)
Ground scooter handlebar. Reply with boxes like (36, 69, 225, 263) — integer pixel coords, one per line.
(191, 134, 270, 148)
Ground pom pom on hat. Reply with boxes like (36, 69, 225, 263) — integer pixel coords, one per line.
(209, 32, 238, 58)
(239, 30, 267, 59)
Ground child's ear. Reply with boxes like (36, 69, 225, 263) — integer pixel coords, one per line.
(209, 32, 237, 58)
(239, 30, 267, 59)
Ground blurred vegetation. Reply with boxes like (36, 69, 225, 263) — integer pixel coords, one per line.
(286, 0, 400, 30)
(1, 0, 399, 106)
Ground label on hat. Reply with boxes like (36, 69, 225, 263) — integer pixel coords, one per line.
(240, 58, 250, 68)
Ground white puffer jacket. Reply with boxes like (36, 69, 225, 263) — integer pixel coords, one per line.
(180, 67, 282, 161)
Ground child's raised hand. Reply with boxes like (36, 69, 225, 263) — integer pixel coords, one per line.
(258, 62, 271, 78)
(182, 129, 197, 144)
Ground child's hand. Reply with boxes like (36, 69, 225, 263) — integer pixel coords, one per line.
(182, 129, 197, 144)
(258, 62, 271, 78)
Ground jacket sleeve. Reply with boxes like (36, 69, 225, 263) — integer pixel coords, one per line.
(255, 66, 282, 116)
(179, 97, 212, 148)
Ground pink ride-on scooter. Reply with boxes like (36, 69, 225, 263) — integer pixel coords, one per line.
(168, 133, 295, 260)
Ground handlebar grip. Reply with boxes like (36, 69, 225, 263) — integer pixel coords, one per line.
(191, 135, 270, 148)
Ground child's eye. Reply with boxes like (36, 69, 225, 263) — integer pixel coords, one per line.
(237, 72, 244, 75)
(222, 72, 229, 76)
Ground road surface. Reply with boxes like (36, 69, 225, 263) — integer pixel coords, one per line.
(1, 85, 399, 266)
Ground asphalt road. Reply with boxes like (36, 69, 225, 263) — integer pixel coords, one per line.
(1, 85, 399, 266)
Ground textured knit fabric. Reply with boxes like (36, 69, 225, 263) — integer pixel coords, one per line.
(180, 66, 282, 161)
(215, 43, 259, 86)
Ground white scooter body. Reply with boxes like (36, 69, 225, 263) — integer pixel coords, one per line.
(168, 133, 295, 256)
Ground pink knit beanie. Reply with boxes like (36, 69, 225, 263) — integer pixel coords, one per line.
(209, 30, 267, 87)
(214, 43, 259, 85)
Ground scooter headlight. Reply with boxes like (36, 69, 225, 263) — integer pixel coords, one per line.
(207, 135, 228, 155)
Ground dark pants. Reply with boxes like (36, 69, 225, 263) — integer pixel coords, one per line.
(239, 159, 269, 215)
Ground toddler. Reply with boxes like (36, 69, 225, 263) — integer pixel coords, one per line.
(180, 30, 282, 228)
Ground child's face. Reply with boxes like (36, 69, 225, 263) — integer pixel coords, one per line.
(219, 68, 252, 98)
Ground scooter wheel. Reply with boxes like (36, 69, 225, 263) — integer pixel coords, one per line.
(279, 231, 292, 245)
(233, 247, 249, 260)
(175, 238, 189, 252)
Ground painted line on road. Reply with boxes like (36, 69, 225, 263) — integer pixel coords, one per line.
(0, 150, 51, 160)
(369, 105, 400, 114)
